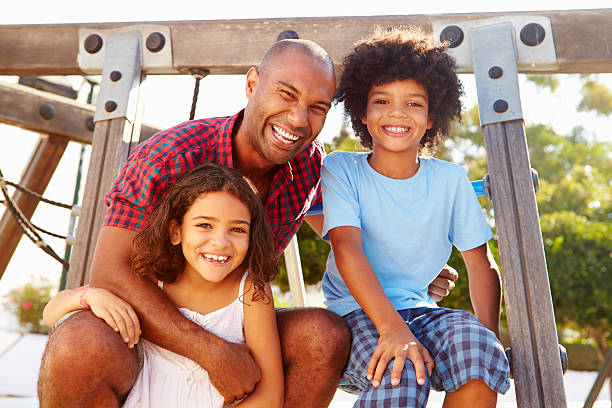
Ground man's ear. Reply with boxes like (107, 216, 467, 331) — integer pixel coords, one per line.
(245, 67, 260, 100)
(169, 220, 181, 245)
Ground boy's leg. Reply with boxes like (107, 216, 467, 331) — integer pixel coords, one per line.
(276, 307, 351, 408)
(342, 309, 430, 408)
(38, 310, 139, 407)
(409, 308, 510, 407)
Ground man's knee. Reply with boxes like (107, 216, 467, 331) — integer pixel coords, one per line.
(278, 307, 351, 360)
(38, 311, 138, 404)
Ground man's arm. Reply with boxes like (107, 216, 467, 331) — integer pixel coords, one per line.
(304, 214, 324, 237)
(461, 242, 502, 337)
(90, 226, 261, 403)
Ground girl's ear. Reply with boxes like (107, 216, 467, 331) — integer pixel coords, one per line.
(427, 115, 433, 130)
(361, 115, 367, 125)
(169, 220, 181, 245)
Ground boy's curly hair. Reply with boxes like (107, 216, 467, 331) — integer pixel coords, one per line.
(131, 162, 278, 303)
(335, 26, 463, 154)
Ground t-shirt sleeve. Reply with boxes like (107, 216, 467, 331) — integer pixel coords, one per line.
(103, 156, 170, 231)
(449, 167, 493, 251)
(321, 153, 361, 241)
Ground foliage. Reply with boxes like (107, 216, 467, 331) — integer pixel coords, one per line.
(541, 211, 612, 357)
(526, 74, 560, 92)
(3, 277, 53, 334)
(578, 78, 612, 116)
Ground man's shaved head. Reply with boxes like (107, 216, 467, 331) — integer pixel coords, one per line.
(259, 39, 335, 76)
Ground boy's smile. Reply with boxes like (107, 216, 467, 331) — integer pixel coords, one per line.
(362, 78, 433, 179)
(362, 78, 432, 157)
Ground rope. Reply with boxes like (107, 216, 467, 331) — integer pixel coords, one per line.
(3, 179, 73, 209)
(0, 169, 70, 268)
(188, 69, 210, 121)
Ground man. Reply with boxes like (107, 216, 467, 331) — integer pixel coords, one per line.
(38, 39, 456, 407)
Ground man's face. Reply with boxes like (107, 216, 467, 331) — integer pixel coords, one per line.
(243, 49, 336, 166)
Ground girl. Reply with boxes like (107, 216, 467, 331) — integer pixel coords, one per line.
(44, 162, 283, 408)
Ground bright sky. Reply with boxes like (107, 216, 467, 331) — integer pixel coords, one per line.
(1, 0, 611, 322)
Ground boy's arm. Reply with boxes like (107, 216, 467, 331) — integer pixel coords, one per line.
(329, 226, 434, 387)
(461, 243, 502, 337)
(90, 225, 261, 404)
(237, 282, 284, 408)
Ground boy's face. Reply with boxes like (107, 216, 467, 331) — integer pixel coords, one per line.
(361, 79, 432, 156)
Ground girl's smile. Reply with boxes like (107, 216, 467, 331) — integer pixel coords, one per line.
(170, 191, 251, 285)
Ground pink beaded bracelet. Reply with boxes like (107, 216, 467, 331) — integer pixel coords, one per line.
(79, 286, 94, 309)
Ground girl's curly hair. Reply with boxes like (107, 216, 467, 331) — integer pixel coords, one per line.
(131, 162, 277, 302)
(335, 26, 463, 154)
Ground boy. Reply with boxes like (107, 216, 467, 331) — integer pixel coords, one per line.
(321, 27, 510, 407)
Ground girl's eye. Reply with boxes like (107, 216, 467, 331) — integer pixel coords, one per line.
(232, 227, 247, 234)
(408, 102, 424, 107)
(373, 99, 388, 104)
(196, 223, 212, 229)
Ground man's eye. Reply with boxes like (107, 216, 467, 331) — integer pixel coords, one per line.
(280, 90, 294, 98)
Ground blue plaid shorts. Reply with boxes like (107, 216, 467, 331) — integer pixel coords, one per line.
(339, 307, 510, 407)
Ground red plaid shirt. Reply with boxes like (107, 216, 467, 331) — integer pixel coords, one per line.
(104, 111, 323, 257)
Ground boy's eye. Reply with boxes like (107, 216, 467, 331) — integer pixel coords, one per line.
(408, 102, 424, 107)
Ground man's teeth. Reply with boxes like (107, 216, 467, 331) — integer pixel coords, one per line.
(204, 254, 229, 262)
(272, 125, 299, 144)
(384, 126, 409, 134)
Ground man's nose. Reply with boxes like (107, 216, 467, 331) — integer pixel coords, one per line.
(288, 103, 308, 129)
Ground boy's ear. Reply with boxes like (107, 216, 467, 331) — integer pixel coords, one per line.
(245, 67, 260, 100)
(169, 220, 181, 245)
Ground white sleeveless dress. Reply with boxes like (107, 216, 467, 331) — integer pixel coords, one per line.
(123, 272, 248, 408)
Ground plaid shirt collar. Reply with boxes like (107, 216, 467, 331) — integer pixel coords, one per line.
(223, 109, 295, 184)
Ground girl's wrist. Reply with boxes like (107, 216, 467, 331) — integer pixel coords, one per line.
(79, 286, 95, 309)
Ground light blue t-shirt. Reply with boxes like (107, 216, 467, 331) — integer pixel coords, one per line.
(321, 151, 493, 317)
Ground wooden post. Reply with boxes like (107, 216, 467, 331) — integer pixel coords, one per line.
(583, 347, 612, 408)
(0, 134, 68, 279)
(66, 32, 144, 288)
(471, 23, 567, 406)
(283, 236, 307, 307)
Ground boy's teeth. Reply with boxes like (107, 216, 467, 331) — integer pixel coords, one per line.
(272, 125, 299, 144)
(385, 126, 408, 133)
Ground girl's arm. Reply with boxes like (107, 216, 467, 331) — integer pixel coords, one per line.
(43, 285, 141, 348)
(237, 282, 283, 408)
(461, 242, 502, 337)
(329, 226, 434, 388)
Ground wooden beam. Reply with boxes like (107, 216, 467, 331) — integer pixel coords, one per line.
(483, 120, 567, 407)
(0, 134, 68, 280)
(67, 33, 144, 288)
(1, 10, 611, 76)
(0, 81, 160, 144)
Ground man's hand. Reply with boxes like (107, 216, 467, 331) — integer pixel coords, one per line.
(206, 341, 262, 404)
(428, 265, 458, 302)
(367, 323, 434, 387)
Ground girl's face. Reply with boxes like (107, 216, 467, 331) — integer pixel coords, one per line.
(170, 191, 251, 284)
(361, 79, 432, 156)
